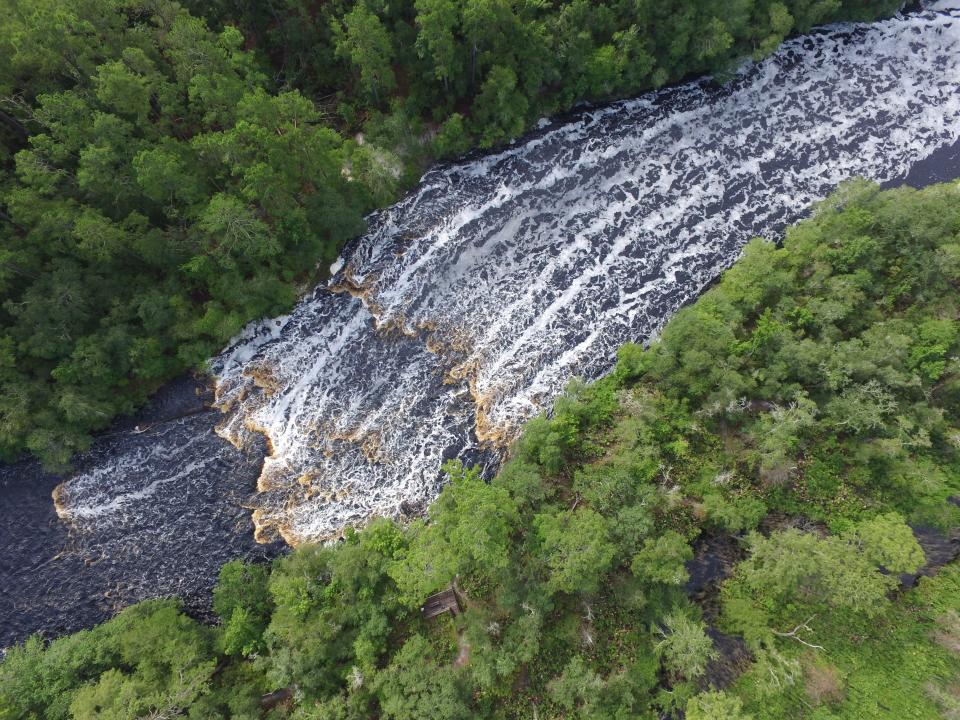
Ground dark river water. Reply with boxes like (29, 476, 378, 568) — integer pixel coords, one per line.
(3, 1, 960, 648)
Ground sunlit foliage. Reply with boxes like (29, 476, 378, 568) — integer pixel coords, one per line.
(4, 181, 958, 719)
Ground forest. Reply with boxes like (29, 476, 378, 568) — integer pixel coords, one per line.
(0, 0, 901, 468)
(3, 180, 959, 719)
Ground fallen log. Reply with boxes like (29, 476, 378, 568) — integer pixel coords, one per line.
(260, 687, 293, 710)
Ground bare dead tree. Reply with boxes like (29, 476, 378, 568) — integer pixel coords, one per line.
(773, 615, 825, 650)
(582, 601, 594, 623)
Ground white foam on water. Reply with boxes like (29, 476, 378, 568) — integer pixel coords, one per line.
(54, 419, 240, 527)
(58, 3, 960, 545)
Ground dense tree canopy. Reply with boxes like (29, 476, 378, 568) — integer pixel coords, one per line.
(187, 0, 901, 151)
(0, 0, 374, 467)
(0, 0, 902, 468)
(1, 0, 954, 716)
(4, 181, 959, 719)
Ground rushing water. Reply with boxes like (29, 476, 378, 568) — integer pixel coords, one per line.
(0, 378, 282, 647)
(3, 1, 960, 646)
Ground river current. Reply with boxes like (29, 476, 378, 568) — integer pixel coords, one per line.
(2, 1, 960, 646)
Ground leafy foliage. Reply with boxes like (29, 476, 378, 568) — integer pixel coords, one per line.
(186, 0, 900, 155)
(0, 0, 902, 468)
(687, 689, 753, 720)
(654, 610, 717, 682)
(0, 601, 228, 720)
(3, 181, 959, 718)
(0, 0, 372, 468)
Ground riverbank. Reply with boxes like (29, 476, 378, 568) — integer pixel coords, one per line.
(5, 179, 959, 719)
(3, 0, 960, 650)
(203, 0, 960, 546)
(0, 378, 283, 649)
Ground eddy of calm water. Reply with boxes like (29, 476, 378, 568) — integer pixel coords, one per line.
(3, 0, 960, 645)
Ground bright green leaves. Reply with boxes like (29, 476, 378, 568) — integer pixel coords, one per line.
(696, 17, 734, 61)
(0, 2, 373, 468)
(133, 143, 203, 207)
(433, 113, 471, 157)
(471, 65, 528, 148)
(614, 342, 649, 382)
(516, 415, 578, 475)
(13, 145, 67, 196)
(768, 2, 795, 37)
(513, 378, 619, 477)
(686, 690, 753, 720)
(333, 4, 396, 104)
(71, 604, 216, 720)
(391, 460, 520, 602)
(909, 319, 958, 383)
(214, 560, 273, 657)
(722, 514, 925, 646)
(93, 60, 152, 123)
(0, 600, 218, 720)
(534, 507, 615, 595)
(753, 393, 819, 485)
(193, 88, 362, 262)
(700, 492, 766, 533)
(546, 655, 604, 714)
(643, 293, 746, 403)
(71, 208, 129, 262)
(718, 239, 791, 315)
(374, 636, 472, 720)
(757, 2, 795, 57)
(824, 380, 898, 435)
(198, 194, 277, 265)
(261, 528, 409, 697)
(414, 0, 459, 89)
(614, 181, 960, 521)
(654, 611, 717, 682)
(632, 531, 693, 586)
(846, 512, 924, 575)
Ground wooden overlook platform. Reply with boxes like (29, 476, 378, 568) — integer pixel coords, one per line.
(420, 587, 461, 619)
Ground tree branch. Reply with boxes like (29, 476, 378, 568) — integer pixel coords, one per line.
(773, 615, 825, 650)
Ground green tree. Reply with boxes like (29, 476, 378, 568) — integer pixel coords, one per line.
(471, 65, 528, 148)
(214, 560, 274, 656)
(415, 0, 460, 91)
(0, 601, 217, 720)
(631, 531, 693, 585)
(0, 0, 373, 467)
(433, 113, 471, 157)
(845, 512, 925, 575)
(686, 690, 753, 720)
(534, 507, 616, 595)
(909, 319, 958, 382)
(375, 636, 471, 720)
(391, 461, 519, 601)
(654, 611, 717, 682)
(333, 4, 396, 105)
(547, 655, 604, 714)
(722, 517, 924, 644)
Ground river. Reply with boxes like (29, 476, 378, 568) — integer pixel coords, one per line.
(2, 0, 959, 648)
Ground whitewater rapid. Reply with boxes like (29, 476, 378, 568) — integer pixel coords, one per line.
(198, 1, 960, 544)
(2, 0, 949, 642)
